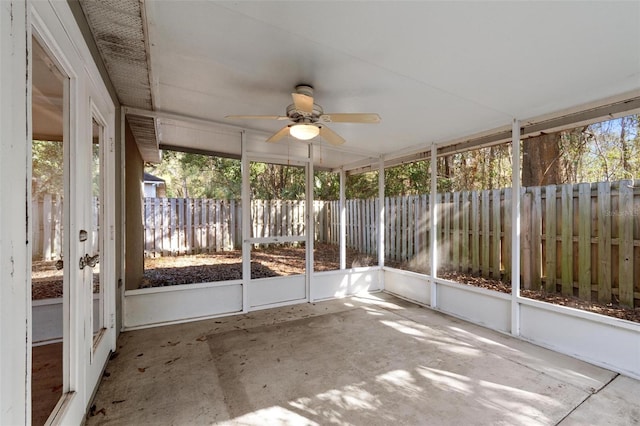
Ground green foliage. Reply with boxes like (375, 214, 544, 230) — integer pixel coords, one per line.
(575, 116, 640, 183)
(146, 115, 639, 200)
(385, 161, 430, 196)
(314, 171, 340, 200)
(346, 171, 378, 199)
(250, 162, 305, 200)
(32, 140, 64, 198)
(146, 151, 241, 199)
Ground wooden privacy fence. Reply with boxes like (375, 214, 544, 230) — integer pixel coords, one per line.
(144, 198, 242, 257)
(31, 195, 100, 260)
(143, 197, 379, 257)
(143, 179, 639, 307)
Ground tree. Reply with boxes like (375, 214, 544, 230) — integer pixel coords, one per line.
(522, 132, 562, 187)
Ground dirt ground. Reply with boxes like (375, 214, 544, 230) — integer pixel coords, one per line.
(141, 243, 377, 287)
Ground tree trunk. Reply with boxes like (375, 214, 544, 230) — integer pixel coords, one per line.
(522, 132, 562, 187)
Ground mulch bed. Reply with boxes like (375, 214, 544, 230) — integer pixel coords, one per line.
(388, 264, 639, 323)
(140, 243, 377, 287)
(32, 260, 99, 300)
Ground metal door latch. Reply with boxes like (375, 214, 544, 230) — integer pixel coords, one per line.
(79, 253, 99, 270)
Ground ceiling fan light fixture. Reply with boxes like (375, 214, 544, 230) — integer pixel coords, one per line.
(290, 123, 319, 140)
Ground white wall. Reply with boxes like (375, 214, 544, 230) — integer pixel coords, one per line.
(123, 268, 383, 329)
(383, 267, 640, 380)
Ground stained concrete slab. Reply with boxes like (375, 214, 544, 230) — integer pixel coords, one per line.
(87, 293, 637, 425)
(559, 375, 640, 425)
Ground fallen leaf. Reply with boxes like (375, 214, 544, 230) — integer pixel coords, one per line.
(165, 357, 181, 365)
(196, 336, 207, 342)
(112, 400, 125, 404)
(138, 367, 146, 373)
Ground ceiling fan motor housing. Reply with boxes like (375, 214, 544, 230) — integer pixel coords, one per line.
(286, 102, 324, 123)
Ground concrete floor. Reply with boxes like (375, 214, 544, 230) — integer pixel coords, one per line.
(87, 293, 639, 425)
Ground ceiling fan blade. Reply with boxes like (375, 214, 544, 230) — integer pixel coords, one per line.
(266, 126, 291, 143)
(319, 125, 345, 146)
(319, 113, 381, 123)
(291, 92, 314, 113)
(226, 115, 289, 120)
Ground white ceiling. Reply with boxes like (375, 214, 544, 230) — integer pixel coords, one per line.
(139, 1, 640, 170)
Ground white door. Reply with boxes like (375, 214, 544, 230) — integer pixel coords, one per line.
(245, 154, 312, 309)
(30, 3, 116, 424)
(85, 101, 116, 393)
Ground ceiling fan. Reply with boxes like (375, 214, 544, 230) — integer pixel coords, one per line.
(226, 85, 381, 146)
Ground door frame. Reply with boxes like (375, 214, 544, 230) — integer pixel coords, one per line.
(242, 146, 315, 311)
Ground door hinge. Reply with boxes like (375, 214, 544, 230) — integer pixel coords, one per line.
(109, 138, 114, 153)
(110, 313, 115, 329)
(110, 225, 115, 241)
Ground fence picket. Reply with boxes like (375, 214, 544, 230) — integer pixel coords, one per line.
(618, 180, 634, 306)
(481, 190, 490, 276)
(461, 191, 470, 272)
(452, 192, 460, 270)
(471, 191, 480, 274)
(544, 185, 557, 292)
(503, 189, 512, 281)
(43, 194, 52, 260)
(530, 187, 542, 289)
(521, 192, 532, 289)
(561, 184, 574, 296)
(597, 182, 612, 303)
(578, 183, 592, 300)
(492, 189, 502, 280)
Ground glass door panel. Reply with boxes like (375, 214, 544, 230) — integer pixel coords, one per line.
(31, 36, 67, 426)
(91, 117, 106, 345)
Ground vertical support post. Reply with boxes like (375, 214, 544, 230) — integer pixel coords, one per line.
(430, 143, 438, 308)
(0, 3, 29, 422)
(378, 157, 385, 289)
(241, 131, 250, 312)
(511, 119, 521, 336)
(307, 143, 314, 301)
(340, 168, 346, 270)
